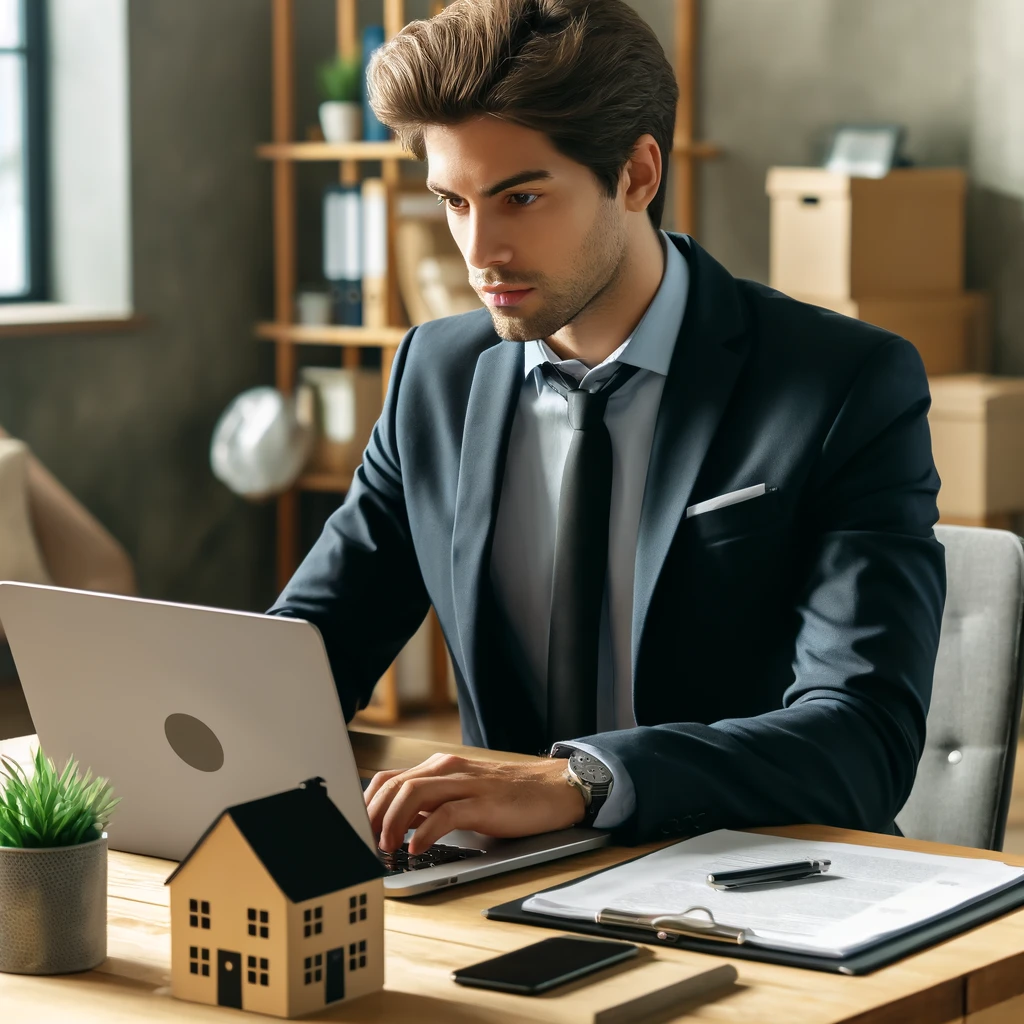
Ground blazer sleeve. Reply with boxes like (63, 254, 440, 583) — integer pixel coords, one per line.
(577, 336, 947, 845)
(266, 327, 432, 721)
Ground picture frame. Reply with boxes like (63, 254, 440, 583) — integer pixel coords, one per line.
(822, 123, 906, 179)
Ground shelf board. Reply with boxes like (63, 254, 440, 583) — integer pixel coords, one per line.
(297, 471, 353, 493)
(672, 139, 722, 159)
(257, 139, 719, 163)
(256, 140, 416, 162)
(256, 322, 407, 346)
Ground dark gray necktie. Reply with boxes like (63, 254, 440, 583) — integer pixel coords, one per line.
(541, 360, 640, 743)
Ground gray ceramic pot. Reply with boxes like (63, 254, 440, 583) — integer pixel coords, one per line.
(0, 836, 107, 974)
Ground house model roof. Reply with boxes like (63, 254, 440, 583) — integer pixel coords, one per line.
(166, 777, 385, 903)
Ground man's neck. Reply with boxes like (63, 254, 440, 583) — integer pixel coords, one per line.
(544, 227, 666, 366)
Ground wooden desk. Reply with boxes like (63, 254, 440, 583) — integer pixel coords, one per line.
(3, 730, 1024, 1023)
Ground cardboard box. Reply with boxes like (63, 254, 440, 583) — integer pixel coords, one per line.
(767, 167, 966, 299)
(928, 374, 1024, 519)
(791, 291, 991, 376)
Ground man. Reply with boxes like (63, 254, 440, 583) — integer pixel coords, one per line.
(269, 0, 945, 855)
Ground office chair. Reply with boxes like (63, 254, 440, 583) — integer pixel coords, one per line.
(896, 525, 1024, 850)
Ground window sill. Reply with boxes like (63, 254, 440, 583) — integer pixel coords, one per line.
(0, 303, 145, 337)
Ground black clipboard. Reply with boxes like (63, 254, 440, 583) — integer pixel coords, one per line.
(485, 850, 1024, 975)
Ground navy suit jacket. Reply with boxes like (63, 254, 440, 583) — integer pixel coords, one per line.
(269, 233, 946, 845)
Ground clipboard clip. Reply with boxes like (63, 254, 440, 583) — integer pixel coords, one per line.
(596, 906, 750, 945)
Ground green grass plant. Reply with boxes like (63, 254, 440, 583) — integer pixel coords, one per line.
(0, 747, 119, 848)
(316, 54, 362, 103)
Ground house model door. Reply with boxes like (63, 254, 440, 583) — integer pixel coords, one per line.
(326, 947, 345, 1003)
(218, 950, 243, 1008)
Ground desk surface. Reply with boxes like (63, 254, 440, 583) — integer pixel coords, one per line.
(2, 730, 1023, 1024)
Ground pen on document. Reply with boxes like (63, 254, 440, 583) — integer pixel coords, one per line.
(706, 858, 831, 890)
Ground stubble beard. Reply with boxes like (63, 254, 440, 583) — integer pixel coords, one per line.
(484, 205, 628, 344)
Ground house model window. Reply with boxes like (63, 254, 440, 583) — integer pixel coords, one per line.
(189, 899, 211, 929)
(303, 953, 323, 984)
(247, 955, 270, 986)
(348, 893, 367, 924)
(303, 906, 323, 937)
(348, 940, 367, 971)
(189, 947, 210, 976)
(248, 907, 270, 938)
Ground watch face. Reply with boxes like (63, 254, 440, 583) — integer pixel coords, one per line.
(572, 751, 611, 785)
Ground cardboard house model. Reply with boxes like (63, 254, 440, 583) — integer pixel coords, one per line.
(165, 777, 386, 1018)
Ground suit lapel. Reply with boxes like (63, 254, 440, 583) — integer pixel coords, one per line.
(450, 335, 543, 751)
(632, 235, 751, 680)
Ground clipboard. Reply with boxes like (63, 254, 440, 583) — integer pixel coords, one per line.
(485, 850, 1024, 975)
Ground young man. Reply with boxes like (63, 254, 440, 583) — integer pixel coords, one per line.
(269, 0, 945, 854)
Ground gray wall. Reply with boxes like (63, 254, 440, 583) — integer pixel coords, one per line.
(1, 1, 1021, 613)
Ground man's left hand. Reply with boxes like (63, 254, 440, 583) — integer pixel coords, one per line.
(364, 753, 586, 854)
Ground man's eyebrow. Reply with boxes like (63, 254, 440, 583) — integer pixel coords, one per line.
(425, 169, 554, 199)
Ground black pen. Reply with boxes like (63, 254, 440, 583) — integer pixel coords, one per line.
(706, 858, 831, 890)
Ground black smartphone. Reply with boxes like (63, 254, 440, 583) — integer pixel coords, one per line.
(451, 936, 639, 995)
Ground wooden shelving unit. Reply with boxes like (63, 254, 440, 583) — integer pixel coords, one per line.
(260, 0, 719, 722)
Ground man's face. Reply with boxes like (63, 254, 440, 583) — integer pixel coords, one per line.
(423, 116, 629, 343)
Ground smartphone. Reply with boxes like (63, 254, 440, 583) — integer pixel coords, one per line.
(451, 936, 639, 995)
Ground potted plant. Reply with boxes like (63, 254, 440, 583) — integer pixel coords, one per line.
(0, 747, 119, 974)
(317, 54, 363, 143)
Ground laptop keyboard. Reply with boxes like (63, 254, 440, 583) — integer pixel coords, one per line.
(377, 842, 485, 876)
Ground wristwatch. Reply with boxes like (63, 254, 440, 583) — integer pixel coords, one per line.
(560, 749, 613, 828)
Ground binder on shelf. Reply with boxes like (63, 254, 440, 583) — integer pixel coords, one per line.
(361, 178, 388, 329)
(362, 26, 390, 142)
(485, 830, 1024, 976)
(323, 184, 362, 326)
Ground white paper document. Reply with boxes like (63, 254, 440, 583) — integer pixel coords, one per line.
(522, 830, 1024, 958)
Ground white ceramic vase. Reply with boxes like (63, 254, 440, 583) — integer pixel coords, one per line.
(0, 836, 107, 974)
(319, 101, 362, 143)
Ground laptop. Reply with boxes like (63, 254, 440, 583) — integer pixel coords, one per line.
(0, 582, 609, 896)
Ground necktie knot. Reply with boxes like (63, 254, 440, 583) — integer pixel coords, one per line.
(540, 360, 640, 432)
(567, 388, 607, 430)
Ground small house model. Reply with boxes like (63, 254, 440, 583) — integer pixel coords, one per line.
(165, 777, 385, 1018)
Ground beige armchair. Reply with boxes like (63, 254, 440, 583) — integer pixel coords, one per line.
(0, 426, 135, 738)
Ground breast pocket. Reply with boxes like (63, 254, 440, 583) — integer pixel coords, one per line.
(687, 486, 783, 544)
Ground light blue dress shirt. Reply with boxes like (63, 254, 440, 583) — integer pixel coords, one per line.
(489, 229, 690, 828)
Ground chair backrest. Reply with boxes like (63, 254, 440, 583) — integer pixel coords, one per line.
(896, 525, 1024, 850)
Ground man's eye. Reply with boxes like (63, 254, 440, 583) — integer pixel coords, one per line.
(434, 194, 538, 209)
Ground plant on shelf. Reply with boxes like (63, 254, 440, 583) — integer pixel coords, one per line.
(316, 54, 363, 143)
(0, 747, 119, 975)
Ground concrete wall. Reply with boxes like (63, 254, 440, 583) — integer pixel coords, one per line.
(0, 1, 276, 611)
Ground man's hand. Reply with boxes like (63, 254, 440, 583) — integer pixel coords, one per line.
(363, 753, 587, 854)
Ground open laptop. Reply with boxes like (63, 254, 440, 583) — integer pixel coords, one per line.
(0, 582, 609, 897)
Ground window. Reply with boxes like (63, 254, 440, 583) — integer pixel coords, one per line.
(189, 898, 210, 930)
(0, 0, 46, 301)
(189, 947, 210, 977)
(349, 894, 366, 925)
(247, 955, 269, 986)
(349, 940, 366, 971)
(248, 907, 269, 939)
(304, 905, 323, 937)
(303, 953, 323, 985)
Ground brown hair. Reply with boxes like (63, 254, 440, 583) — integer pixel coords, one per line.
(366, 0, 679, 230)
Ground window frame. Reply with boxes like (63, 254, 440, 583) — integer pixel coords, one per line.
(1, 0, 48, 302)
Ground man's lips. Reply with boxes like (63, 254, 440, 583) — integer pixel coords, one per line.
(485, 288, 534, 307)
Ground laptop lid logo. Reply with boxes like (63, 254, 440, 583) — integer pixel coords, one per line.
(164, 713, 225, 772)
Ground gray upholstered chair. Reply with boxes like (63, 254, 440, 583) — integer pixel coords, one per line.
(896, 525, 1024, 850)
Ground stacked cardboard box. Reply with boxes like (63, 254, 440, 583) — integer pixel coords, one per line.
(766, 167, 989, 377)
(766, 167, 1024, 528)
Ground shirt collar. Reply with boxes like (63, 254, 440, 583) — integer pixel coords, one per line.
(522, 229, 689, 380)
